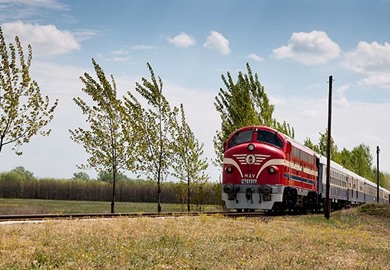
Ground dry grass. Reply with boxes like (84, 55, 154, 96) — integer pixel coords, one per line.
(1, 207, 390, 269)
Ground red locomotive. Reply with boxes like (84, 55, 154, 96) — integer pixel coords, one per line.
(222, 125, 320, 212)
(222, 125, 390, 212)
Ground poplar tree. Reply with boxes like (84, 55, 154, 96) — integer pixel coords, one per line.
(69, 59, 138, 213)
(172, 104, 209, 212)
(214, 63, 294, 164)
(124, 63, 177, 213)
(0, 27, 58, 156)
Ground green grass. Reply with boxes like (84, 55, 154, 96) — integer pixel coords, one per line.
(357, 202, 390, 218)
(0, 198, 219, 215)
(1, 205, 390, 269)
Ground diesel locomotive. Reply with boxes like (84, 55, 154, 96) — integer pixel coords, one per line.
(222, 125, 390, 212)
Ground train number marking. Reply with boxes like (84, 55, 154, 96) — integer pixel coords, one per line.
(241, 179, 257, 184)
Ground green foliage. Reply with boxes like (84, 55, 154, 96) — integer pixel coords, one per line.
(124, 63, 178, 212)
(358, 203, 390, 218)
(70, 59, 138, 173)
(172, 104, 209, 211)
(69, 59, 140, 213)
(72, 171, 90, 181)
(317, 129, 339, 158)
(383, 173, 390, 190)
(0, 173, 221, 206)
(306, 129, 379, 184)
(11, 166, 34, 180)
(97, 170, 130, 182)
(0, 27, 58, 156)
(213, 63, 294, 165)
(303, 137, 320, 153)
(348, 144, 374, 181)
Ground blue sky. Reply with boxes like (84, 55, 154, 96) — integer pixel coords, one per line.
(1, 0, 390, 180)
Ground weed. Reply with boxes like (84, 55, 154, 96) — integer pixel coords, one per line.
(1, 210, 390, 269)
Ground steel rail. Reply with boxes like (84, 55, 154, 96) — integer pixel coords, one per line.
(0, 211, 266, 222)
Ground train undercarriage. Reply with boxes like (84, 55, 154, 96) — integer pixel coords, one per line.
(224, 185, 357, 214)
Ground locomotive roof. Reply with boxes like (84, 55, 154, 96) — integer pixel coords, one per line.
(227, 125, 317, 156)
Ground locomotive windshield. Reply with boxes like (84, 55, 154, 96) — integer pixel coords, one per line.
(228, 130, 253, 148)
(257, 130, 283, 148)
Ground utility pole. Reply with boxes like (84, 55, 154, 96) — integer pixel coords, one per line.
(377, 146, 380, 203)
(325, 75, 333, 220)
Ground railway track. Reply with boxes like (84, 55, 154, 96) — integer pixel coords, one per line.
(0, 211, 267, 223)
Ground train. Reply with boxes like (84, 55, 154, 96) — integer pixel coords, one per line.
(222, 125, 390, 213)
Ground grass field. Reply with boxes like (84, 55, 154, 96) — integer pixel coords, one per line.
(0, 198, 220, 215)
(1, 204, 390, 269)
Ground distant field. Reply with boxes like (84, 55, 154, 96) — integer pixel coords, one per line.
(0, 198, 220, 215)
(1, 204, 389, 269)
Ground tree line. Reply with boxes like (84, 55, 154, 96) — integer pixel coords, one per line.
(304, 130, 390, 187)
(0, 167, 221, 209)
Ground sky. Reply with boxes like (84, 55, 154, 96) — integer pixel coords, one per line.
(1, 0, 390, 181)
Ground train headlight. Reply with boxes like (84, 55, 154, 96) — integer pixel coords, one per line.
(223, 185, 233, 193)
(225, 166, 233, 174)
(247, 144, 255, 151)
(269, 166, 279, 174)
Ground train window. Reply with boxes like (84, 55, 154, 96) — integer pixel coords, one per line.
(258, 130, 283, 148)
(257, 130, 283, 148)
(292, 147, 297, 157)
(228, 130, 253, 148)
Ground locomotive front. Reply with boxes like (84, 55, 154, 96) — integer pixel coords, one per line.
(222, 126, 287, 211)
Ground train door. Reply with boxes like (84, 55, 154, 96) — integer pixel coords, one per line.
(317, 157, 323, 195)
(286, 142, 292, 187)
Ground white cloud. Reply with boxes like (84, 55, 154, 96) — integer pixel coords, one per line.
(2, 21, 80, 56)
(168, 32, 196, 48)
(0, 0, 69, 22)
(335, 84, 350, 108)
(203, 31, 230, 55)
(343, 41, 390, 89)
(273, 30, 341, 65)
(73, 29, 98, 42)
(247, 53, 264, 62)
(0, 0, 68, 10)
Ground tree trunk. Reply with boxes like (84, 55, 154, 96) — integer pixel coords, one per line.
(157, 179, 162, 213)
(187, 174, 190, 212)
(111, 166, 116, 214)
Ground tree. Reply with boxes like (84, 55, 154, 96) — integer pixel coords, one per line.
(214, 63, 294, 164)
(317, 129, 339, 159)
(0, 27, 58, 156)
(69, 59, 139, 213)
(11, 166, 34, 180)
(172, 104, 209, 212)
(305, 130, 379, 184)
(72, 171, 90, 181)
(124, 63, 177, 213)
(305, 129, 340, 163)
(348, 144, 374, 181)
(303, 137, 320, 153)
(383, 172, 390, 190)
(97, 170, 130, 182)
